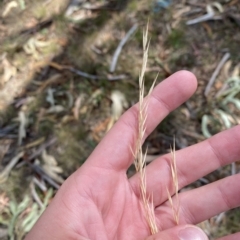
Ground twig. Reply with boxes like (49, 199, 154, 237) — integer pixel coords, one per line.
(180, 128, 205, 141)
(49, 62, 127, 81)
(0, 152, 24, 183)
(68, 67, 100, 79)
(215, 212, 225, 224)
(186, 4, 222, 25)
(186, 12, 222, 25)
(20, 20, 52, 35)
(33, 177, 47, 192)
(30, 181, 44, 208)
(0, 124, 17, 134)
(231, 162, 236, 175)
(186, 2, 206, 8)
(70, 67, 127, 81)
(20, 137, 45, 150)
(36, 74, 62, 93)
(109, 24, 138, 73)
(199, 177, 210, 184)
(0, 228, 8, 239)
(30, 164, 60, 189)
(0, 124, 18, 138)
(106, 74, 127, 81)
(0, 134, 17, 139)
(204, 52, 230, 97)
(28, 137, 57, 161)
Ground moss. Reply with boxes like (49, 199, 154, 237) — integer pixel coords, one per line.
(13, 52, 30, 69)
(169, 51, 196, 70)
(75, 11, 110, 31)
(0, 106, 17, 127)
(127, 0, 138, 11)
(33, 5, 47, 20)
(0, 167, 30, 202)
(54, 14, 69, 35)
(37, 120, 55, 137)
(214, 208, 240, 238)
(166, 28, 186, 49)
(134, 29, 144, 48)
(55, 123, 92, 174)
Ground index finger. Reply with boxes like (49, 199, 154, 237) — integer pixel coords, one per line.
(86, 70, 197, 171)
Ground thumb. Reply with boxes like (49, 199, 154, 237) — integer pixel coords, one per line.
(145, 225, 208, 240)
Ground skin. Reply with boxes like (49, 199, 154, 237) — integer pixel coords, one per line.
(25, 71, 240, 240)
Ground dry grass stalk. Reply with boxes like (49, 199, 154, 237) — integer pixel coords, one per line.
(132, 24, 158, 235)
(167, 138, 180, 225)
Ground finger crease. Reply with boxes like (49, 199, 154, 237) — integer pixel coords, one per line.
(207, 138, 225, 167)
(180, 201, 197, 224)
(218, 184, 233, 210)
(150, 92, 172, 114)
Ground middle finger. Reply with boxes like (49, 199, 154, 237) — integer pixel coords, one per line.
(129, 125, 240, 207)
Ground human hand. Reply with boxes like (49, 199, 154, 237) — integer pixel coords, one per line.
(25, 71, 240, 240)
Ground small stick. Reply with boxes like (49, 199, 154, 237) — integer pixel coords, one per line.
(186, 12, 222, 25)
(0, 134, 17, 139)
(33, 177, 47, 192)
(109, 24, 138, 73)
(30, 164, 60, 189)
(30, 181, 44, 208)
(20, 137, 45, 150)
(204, 52, 230, 97)
(28, 137, 57, 161)
(180, 128, 205, 141)
(49, 62, 127, 81)
(68, 67, 127, 80)
(231, 162, 236, 175)
(0, 152, 24, 183)
(186, 4, 223, 25)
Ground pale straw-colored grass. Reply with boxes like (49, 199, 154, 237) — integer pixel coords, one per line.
(167, 138, 180, 225)
(132, 24, 158, 235)
(133, 24, 180, 235)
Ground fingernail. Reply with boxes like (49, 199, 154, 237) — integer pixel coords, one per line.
(178, 226, 208, 240)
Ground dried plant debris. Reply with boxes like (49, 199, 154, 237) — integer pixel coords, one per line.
(0, 139, 12, 163)
(2, 1, 18, 17)
(186, 3, 223, 25)
(202, 69, 240, 139)
(0, 189, 53, 239)
(107, 90, 128, 131)
(1, 57, 17, 86)
(204, 53, 230, 97)
(109, 23, 138, 73)
(23, 36, 54, 60)
(18, 111, 28, 146)
(41, 150, 64, 184)
(0, 193, 9, 215)
(0, 1, 239, 239)
(65, 0, 105, 21)
(0, 152, 24, 184)
(202, 64, 240, 177)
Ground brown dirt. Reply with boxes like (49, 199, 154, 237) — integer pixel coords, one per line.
(0, 0, 240, 239)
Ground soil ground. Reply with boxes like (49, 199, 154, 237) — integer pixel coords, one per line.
(0, 0, 240, 239)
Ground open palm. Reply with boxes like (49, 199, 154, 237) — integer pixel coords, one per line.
(26, 71, 240, 240)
